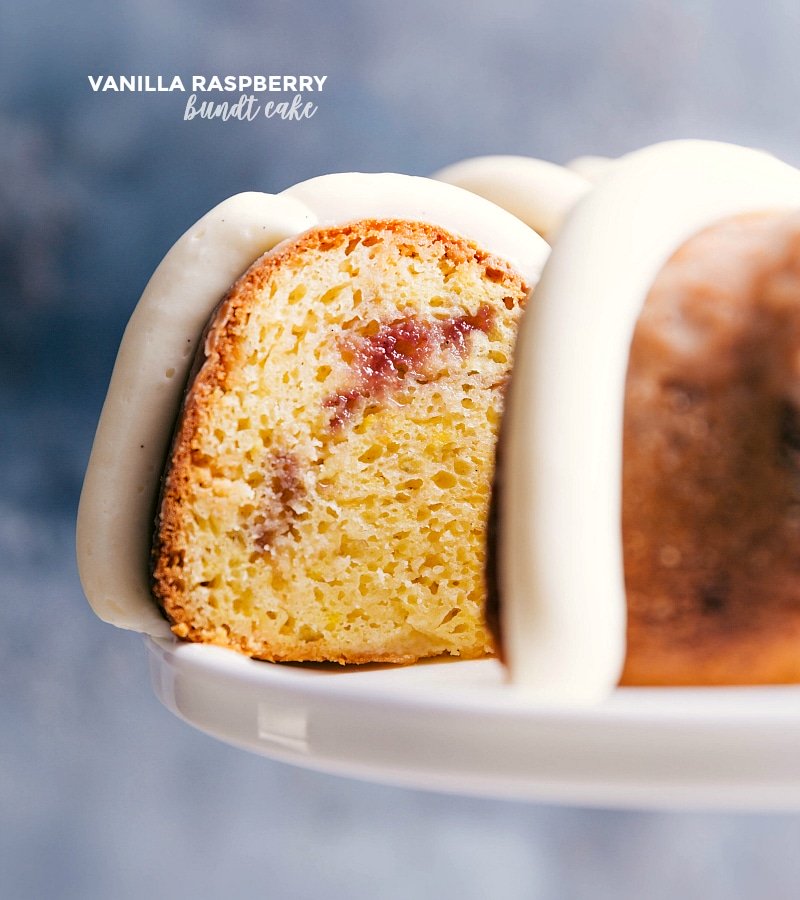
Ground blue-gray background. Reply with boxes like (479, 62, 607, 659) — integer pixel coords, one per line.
(4, 1, 800, 898)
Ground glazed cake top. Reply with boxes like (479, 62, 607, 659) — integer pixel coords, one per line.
(499, 140, 800, 702)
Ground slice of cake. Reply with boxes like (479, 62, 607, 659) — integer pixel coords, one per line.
(77, 173, 548, 665)
(153, 218, 529, 663)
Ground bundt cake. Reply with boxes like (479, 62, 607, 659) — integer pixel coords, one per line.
(622, 210, 800, 684)
(77, 173, 548, 664)
(486, 141, 800, 697)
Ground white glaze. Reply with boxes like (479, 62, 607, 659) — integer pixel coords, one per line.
(502, 140, 800, 702)
(77, 174, 549, 635)
(283, 173, 547, 284)
(565, 155, 615, 181)
(434, 155, 591, 241)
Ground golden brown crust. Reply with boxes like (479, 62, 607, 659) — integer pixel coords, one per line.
(622, 211, 800, 685)
(152, 218, 528, 664)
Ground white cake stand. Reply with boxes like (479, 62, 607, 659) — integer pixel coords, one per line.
(146, 636, 800, 811)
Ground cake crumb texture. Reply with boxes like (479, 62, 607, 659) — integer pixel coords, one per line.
(153, 219, 528, 663)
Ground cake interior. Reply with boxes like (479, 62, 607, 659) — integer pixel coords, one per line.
(153, 219, 528, 663)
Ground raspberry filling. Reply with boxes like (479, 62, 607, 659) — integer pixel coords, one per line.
(254, 451, 305, 549)
(325, 305, 494, 429)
